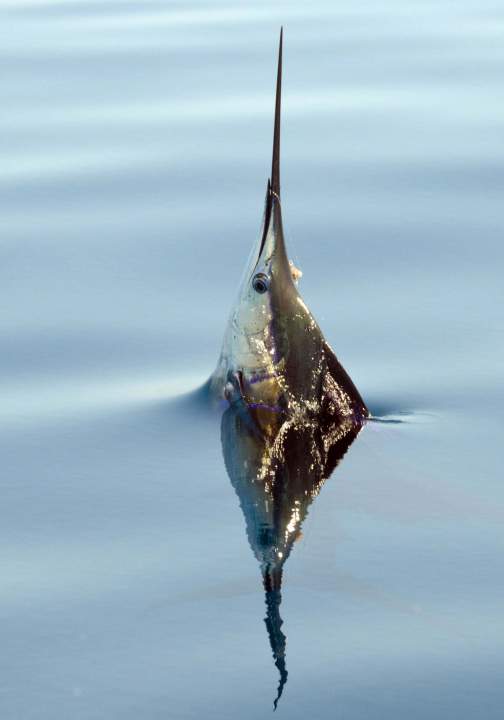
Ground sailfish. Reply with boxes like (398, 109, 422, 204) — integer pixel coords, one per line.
(210, 28, 368, 425)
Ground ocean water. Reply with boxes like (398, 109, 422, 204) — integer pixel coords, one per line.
(1, 1, 503, 718)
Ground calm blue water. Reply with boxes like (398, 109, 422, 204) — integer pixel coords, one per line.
(1, 1, 503, 718)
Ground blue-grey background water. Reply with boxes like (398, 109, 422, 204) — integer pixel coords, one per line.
(1, 1, 503, 717)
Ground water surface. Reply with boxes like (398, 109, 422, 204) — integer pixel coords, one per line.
(1, 1, 503, 717)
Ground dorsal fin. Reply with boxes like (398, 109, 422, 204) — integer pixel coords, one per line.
(271, 27, 283, 200)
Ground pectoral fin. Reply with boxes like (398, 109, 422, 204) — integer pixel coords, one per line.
(323, 340, 368, 420)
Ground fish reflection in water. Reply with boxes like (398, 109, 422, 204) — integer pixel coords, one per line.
(221, 403, 362, 708)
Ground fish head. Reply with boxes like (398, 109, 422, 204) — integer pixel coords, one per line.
(226, 184, 298, 370)
(220, 177, 328, 417)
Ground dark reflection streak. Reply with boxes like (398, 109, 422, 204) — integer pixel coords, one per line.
(265, 587, 287, 710)
(221, 404, 363, 708)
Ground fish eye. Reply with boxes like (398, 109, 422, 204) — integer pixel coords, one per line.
(252, 273, 269, 294)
